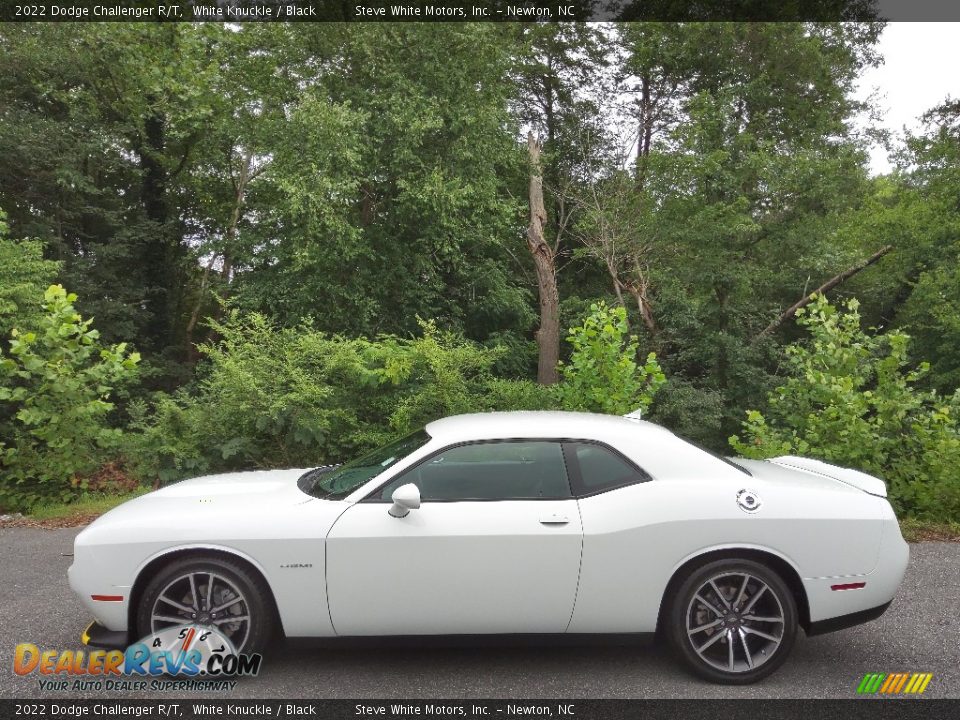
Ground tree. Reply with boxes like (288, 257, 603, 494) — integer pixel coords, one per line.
(0, 210, 60, 340)
(227, 25, 530, 345)
(0, 286, 140, 510)
(602, 22, 885, 445)
(557, 301, 666, 415)
(0, 25, 233, 374)
(730, 294, 960, 520)
(509, 24, 613, 383)
(886, 99, 960, 393)
(526, 133, 561, 383)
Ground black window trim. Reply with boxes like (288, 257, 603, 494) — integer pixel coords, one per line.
(361, 436, 653, 503)
(562, 439, 653, 498)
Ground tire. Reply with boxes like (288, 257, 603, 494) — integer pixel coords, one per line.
(667, 558, 797, 684)
(135, 555, 276, 655)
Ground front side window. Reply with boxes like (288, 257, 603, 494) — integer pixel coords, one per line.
(569, 441, 650, 495)
(298, 429, 431, 500)
(374, 440, 571, 501)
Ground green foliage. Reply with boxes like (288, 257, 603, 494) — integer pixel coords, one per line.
(128, 302, 675, 485)
(0, 210, 60, 340)
(374, 320, 519, 435)
(0, 286, 140, 511)
(557, 302, 666, 416)
(730, 294, 960, 520)
(229, 24, 530, 342)
(125, 313, 552, 484)
(886, 101, 960, 394)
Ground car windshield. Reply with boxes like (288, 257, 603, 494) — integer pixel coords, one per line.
(297, 429, 431, 500)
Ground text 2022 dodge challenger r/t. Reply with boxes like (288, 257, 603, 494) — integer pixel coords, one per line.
(69, 411, 908, 683)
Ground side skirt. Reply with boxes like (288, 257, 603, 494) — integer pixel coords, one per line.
(284, 632, 656, 650)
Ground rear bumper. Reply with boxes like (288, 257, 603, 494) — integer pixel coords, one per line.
(806, 600, 892, 636)
(802, 511, 908, 628)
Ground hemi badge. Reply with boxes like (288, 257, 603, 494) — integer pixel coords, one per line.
(91, 594, 124, 602)
(830, 582, 866, 591)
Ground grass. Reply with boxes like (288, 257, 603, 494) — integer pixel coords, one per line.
(24, 489, 148, 524)
(899, 516, 960, 543)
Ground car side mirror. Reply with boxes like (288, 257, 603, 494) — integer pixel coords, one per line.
(388, 483, 420, 518)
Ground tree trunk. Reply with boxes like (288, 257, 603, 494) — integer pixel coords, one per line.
(527, 132, 560, 385)
(636, 74, 653, 189)
(184, 150, 254, 360)
(755, 245, 894, 341)
(137, 105, 177, 354)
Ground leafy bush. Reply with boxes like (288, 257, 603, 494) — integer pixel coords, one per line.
(0, 286, 140, 510)
(126, 302, 670, 486)
(556, 301, 666, 416)
(0, 210, 60, 340)
(730, 294, 960, 520)
(124, 313, 552, 484)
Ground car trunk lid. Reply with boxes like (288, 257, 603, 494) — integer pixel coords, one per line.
(766, 455, 887, 497)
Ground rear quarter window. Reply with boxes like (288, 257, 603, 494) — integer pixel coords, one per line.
(568, 442, 651, 495)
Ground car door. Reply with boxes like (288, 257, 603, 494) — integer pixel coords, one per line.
(325, 440, 583, 636)
(564, 440, 664, 634)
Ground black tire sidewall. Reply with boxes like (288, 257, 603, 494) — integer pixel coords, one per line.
(135, 556, 275, 655)
(668, 558, 798, 684)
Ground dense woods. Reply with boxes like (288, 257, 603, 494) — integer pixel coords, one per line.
(0, 23, 957, 519)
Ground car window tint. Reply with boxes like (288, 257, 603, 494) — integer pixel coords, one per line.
(378, 441, 570, 501)
(571, 442, 648, 493)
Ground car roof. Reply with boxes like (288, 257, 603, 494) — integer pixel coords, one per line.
(424, 410, 673, 444)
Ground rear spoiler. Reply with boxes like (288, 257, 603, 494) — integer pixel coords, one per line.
(769, 456, 887, 497)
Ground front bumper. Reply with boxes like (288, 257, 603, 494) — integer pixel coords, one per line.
(81, 620, 129, 650)
(68, 556, 130, 632)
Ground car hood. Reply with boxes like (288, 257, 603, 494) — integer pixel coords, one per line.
(149, 467, 311, 501)
(78, 467, 344, 543)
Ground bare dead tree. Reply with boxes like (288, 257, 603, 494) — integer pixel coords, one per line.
(185, 146, 270, 359)
(526, 132, 561, 385)
(754, 245, 895, 342)
(566, 173, 660, 341)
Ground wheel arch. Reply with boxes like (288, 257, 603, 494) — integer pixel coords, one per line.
(127, 545, 284, 638)
(655, 546, 811, 637)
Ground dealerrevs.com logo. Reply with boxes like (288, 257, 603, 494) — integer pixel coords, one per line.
(13, 624, 262, 692)
(857, 672, 934, 695)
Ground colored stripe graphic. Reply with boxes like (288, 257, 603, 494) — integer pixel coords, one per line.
(879, 674, 897, 693)
(892, 674, 909, 693)
(857, 672, 933, 695)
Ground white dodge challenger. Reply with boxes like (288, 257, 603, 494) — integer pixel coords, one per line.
(69, 411, 908, 683)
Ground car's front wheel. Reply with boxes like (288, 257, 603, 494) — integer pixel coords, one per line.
(667, 558, 797, 684)
(135, 556, 275, 655)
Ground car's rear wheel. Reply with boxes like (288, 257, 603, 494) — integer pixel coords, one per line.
(135, 556, 275, 655)
(667, 558, 797, 684)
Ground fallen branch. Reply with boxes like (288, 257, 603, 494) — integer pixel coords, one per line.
(755, 245, 894, 341)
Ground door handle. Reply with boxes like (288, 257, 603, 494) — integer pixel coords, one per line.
(539, 515, 569, 525)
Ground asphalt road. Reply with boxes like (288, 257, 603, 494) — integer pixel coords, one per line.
(0, 526, 957, 700)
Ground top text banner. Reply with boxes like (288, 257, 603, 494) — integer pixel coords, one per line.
(2, 0, 959, 22)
